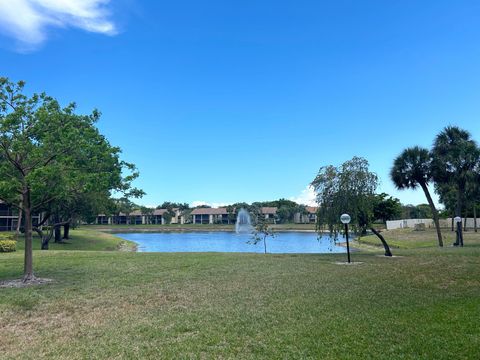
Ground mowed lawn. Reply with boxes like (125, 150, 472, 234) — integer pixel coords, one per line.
(1, 229, 479, 359)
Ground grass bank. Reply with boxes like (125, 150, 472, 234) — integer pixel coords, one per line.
(1, 237, 479, 358)
(11, 228, 136, 252)
(358, 228, 480, 249)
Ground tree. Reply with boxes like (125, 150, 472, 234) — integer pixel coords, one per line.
(276, 205, 292, 223)
(435, 182, 458, 231)
(250, 215, 275, 254)
(157, 202, 189, 211)
(390, 146, 443, 247)
(431, 126, 480, 246)
(253, 198, 298, 223)
(113, 198, 137, 224)
(0, 78, 142, 281)
(372, 193, 402, 224)
(140, 206, 154, 224)
(311, 157, 392, 257)
(162, 209, 176, 224)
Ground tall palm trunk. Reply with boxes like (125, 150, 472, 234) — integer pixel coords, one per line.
(420, 182, 443, 247)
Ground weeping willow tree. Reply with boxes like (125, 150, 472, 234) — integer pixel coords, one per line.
(311, 156, 392, 257)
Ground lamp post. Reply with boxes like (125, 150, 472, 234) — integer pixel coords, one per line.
(454, 216, 463, 247)
(340, 214, 352, 263)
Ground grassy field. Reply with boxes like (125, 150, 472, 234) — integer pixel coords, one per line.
(1, 228, 479, 359)
(358, 227, 479, 249)
(9, 228, 137, 252)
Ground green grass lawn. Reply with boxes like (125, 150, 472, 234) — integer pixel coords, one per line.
(358, 227, 480, 249)
(1, 228, 479, 359)
(11, 228, 136, 252)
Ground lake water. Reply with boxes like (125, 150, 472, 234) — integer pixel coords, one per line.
(116, 231, 346, 254)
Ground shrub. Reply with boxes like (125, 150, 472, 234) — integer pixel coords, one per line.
(0, 240, 16, 252)
(414, 223, 426, 231)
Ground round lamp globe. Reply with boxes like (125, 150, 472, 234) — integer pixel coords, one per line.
(340, 214, 351, 224)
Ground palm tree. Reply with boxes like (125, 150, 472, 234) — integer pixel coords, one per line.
(431, 126, 480, 246)
(390, 146, 443, 247)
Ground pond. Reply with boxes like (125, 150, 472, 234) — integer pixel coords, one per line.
(115, 231, 346, 254)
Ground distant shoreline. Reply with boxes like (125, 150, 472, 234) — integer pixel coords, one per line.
(83, 223, 318, 234)
(97, 227, 318, 234)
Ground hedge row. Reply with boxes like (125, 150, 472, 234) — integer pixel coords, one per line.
(0, 240, 16, 252)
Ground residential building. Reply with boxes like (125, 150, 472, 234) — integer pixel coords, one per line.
(190, 207, 233, 224)
(294, 206, 318, 224)
(259, 207, 277, 223)
(0, 201, 44, 231)
(95, 208, 185, 225)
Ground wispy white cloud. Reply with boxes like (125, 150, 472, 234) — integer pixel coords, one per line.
(290, 185, 317, 206)
(190, 201, 233, 208)
(0, 0, 117, 50)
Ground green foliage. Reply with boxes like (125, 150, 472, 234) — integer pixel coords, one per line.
(0, 239, 16, 252)
(431, 126, 479, 188)
(157, 202, 189, 211)
(401, 204, 433, 219)
(390, 145, 444, 247)
(372, 193, 402, 223)
(0, 77, 144, 276)
(311, 156, 379, 235)
(276, 205, 292, 223)
(162, 209, 176, 224)
(431, 126, 480, 222)
(252, 198, 302, 223)
(390, 146, 432, 190)
(250, 217, 275, 253)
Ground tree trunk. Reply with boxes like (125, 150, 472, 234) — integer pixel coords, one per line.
(463, 215, 467, 232)
(15, 205, 23, 238)
(38, 227, 50, 250)
(451, 215, 454, 232)
(370, 227, 392, 257)
(63, 222, 70, 239)
(420, 182, 443, 247)
(54, 225, 61, 243)
(474, 204, 477, 233)
(22, 189, 35, 282)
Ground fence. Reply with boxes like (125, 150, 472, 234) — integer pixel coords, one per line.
(386, 218, 477, 230)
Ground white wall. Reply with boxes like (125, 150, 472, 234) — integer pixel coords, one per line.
(386, 218, 477, 230)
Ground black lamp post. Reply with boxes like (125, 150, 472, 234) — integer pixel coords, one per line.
(341, 213, 352, 263)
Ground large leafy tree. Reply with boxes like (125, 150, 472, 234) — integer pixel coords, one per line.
(431, 126, 480, 246)
(311, 156, 392, 257)
(0, 78, 142, 281)
(390, 146, 443, 247)
(372, 193, 402, 224)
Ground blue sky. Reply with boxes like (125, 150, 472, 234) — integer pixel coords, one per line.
(1, 0, 479, 207)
